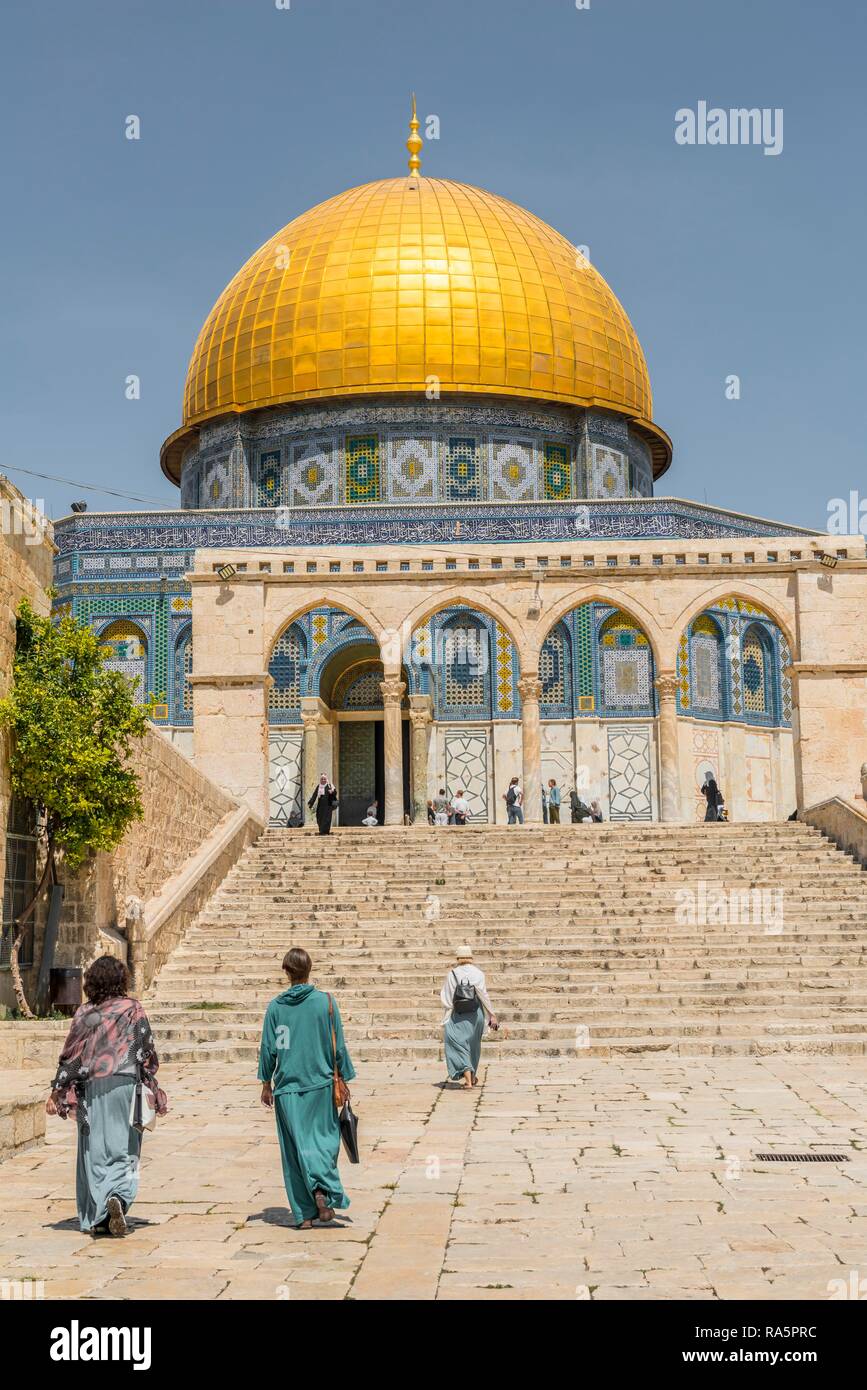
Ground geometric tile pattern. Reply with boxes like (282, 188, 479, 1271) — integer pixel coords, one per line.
(268, 731, 303, 825)
(543, 442, 571, 500)
(345, 435, 379, 504)
(491, 440, 535, 501)
(606, 725, 653, 821)
(444, 730, 489, 822)
(387, 437, 437, 500)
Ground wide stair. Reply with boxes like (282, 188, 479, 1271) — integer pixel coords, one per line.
(143, 822, 867, 1063)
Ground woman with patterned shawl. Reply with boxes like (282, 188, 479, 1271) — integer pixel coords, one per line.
(47, 955, 167, 1236)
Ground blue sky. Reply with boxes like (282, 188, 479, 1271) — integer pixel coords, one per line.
(2, 0, 865, 529)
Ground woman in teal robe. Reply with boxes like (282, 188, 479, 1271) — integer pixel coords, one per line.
(259, 947, 356, 1228)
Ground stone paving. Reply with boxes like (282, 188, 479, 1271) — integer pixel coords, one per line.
(2, 1056, 867, 1300)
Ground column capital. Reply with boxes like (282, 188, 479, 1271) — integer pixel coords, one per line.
(409, 708, 431, 732)
(654, 671, 680, 702)
(301, 708, 322, 731)
(517, 673, 542, 703)
(379, 676, 407, 707)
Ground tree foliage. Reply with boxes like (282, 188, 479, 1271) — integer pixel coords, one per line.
(0, 600, 149, 869)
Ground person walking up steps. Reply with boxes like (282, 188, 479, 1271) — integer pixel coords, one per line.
(441, 946, 497, 1088)
(547, 778, 561, 824)
(259, 947, 356, 1229)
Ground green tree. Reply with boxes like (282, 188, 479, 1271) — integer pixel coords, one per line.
(0, 600, 149, 1016)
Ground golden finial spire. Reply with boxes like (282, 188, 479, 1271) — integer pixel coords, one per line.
(406, 93, 422, 177)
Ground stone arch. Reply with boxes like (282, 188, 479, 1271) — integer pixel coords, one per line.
(172, 622, 194, 725)
(528, 587, 665, 675)
(264, 589, 388, 661)
(670, 585, 798, 667)
(400, 588, 526, 673)
(97, 618, 149, 706)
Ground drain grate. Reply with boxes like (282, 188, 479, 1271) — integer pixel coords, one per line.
(755, 1152, 850, 1163)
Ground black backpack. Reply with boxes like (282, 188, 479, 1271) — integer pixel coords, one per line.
(451, 970, 477, 1013)
(506, 785, 517, 806)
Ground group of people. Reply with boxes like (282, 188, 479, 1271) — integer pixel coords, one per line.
(47, 942, 497, 1234)
(427, 787, 471, 825)
(504, 777, 604, 825)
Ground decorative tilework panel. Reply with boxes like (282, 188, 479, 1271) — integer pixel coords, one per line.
(494, 623, 515, 714)
(742, 626, 768, 714)
(444, 621, 488, 711)
(335, 664, 384, 711)
(345, 436, 380, 503)
(591, 445, 628, 498)
(290, 439, 340, 506)
(543, 442, 571, 500)
(779, 634, 793, 725)
(387, 437, 437, 500)
(172, 631, 193, 724)
(575, 603, 594, 708)
(444, 437, 482, 502)
(599, 611, 652, 710)
(269, 732, 303, 825)
(269, 624, 304, 723)
(606, 725, 653, 821)
(444, 730, 489, 822)
(540, 624, 569, 706)
(99, 620, 148, 706)
(257, 450, 284, 507)
(691, 616, 723, 712)
(491, 440, 535, 501)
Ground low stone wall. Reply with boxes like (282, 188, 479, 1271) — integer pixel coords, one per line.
(802, 797, 867, 870)
(18, 727, 263, 1004)
(128, 803, 261, 992)
(0, 1075, 46, 1161)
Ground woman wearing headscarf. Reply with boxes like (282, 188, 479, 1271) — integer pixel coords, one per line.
(308, 773, 337, 835)
(46, 955, 167, 1237)
(590, 799, 604, 823)
(701, 773, 723, 822)
(440, 946, 497, 1089)
(259, 947, 356, 1229)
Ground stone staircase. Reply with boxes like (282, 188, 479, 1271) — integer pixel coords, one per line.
(143, 822, 867, 1063)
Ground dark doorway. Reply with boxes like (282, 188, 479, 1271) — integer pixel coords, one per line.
(338, 720, 384, 826)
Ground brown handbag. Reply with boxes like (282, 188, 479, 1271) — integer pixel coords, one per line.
(327, 994, 351, 1110)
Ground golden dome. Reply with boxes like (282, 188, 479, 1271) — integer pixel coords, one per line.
(162, 174, 670, 481)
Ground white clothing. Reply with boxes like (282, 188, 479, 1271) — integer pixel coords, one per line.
(452, 796, 469, 815)
(440, 964, 494, 1025)
(434, 810, 448, 826)
(361, 815, 378, 827)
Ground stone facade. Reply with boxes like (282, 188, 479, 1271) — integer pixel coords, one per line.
(188, 531, 867, 827)
(0, 478, 54, 1010)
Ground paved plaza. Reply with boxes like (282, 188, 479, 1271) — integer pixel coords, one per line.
(2, 1056, 866, 1301)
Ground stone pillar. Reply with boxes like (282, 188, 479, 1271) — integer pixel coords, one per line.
(408, 693, 433, 823)
(380, 676, 407, 826)
(300, 704, 321, 827)
(654, 672, 681, 823)
(518, 674, 543, 824)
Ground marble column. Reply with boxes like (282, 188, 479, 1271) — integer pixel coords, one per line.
(407, 693, 433, 823)
(518, 674, 543, 824)
(654, 671, 681, 823)
(380, 676, 407, 826)
(300, 707, 321, 826)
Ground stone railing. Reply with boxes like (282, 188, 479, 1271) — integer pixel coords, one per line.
(801, 797, 867, 870)
(127, 802, 263, 994)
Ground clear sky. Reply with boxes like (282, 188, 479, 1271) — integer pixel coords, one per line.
(3, 0, 865, 529)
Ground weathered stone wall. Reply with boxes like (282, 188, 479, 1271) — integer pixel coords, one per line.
(802, 797, 867, 871)
(42, 727, 240, 975)
(0, 479, 54, 1011)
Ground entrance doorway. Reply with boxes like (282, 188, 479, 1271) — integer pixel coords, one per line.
(337, 719, 411, 825)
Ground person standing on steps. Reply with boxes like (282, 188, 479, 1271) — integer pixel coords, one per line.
(590, 799, 604, 823)
(547, 778, 561, 824)
(701, 772, 723, 823)
(452, 788, 470, 825)
(432, 787, 450, 826)
(308, 773, 338, 835)
(441, 946, 497, 1089)
(46, 955, 167, 1238)
(259, 947, 356, 1230)
(504, 776, 524, 825)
